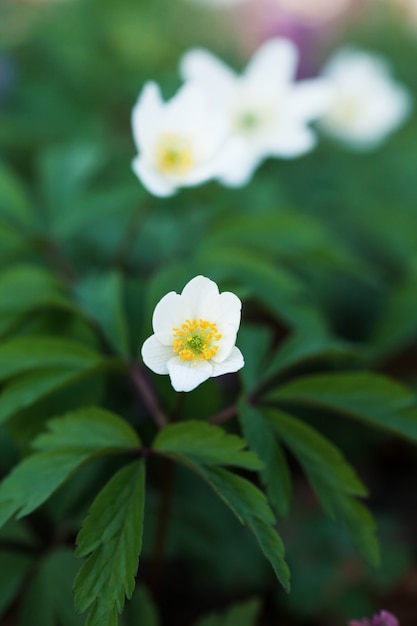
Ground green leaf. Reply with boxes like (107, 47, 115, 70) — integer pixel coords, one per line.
(74, 461, 146, 626)
(239, 402, 292, 517)
(173, 456, 290, 591)
(0, 217, 30, 263)
(0, 264, 72, 318)
(262, 408, 367, 498)
(0, 162, 35, 230)
(237, 325, 272, 392)
(122, 586, 159, 626)
(372, 260, 417, 358)
(0, 549, 34, 619)
(0, 361, 111, 425)
(267, 372, 417, 442)
(263, 329, 359, 382)
(204, 466, 290, 590)
(0, 335, 103, 382)
(200, 210, 369, 279)
(33, 407, 141, 452)
(197, 246, 326, 332)
(38, 142, 105, 235)
(327, 493, 379, 565)
(0, 408, 140, 528)
(18, 548, 84, 626)
(262, 408, 378, 564)
(153, 421, 263, 470)
(193, 597, 262, 626)
(74, 271, 130, 358)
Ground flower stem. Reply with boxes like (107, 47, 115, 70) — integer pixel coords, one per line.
(129, 362, 168, 429)
(209, 403, 237, 426)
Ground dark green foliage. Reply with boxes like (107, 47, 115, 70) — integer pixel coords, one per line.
(267, 372, 417, 441)
(153, 421, 263, 469)
(74, 461, 146, 626)
(0, 408, 141, 527)
(153, 420, 290, 590)
(239, 402, 292, 517)
(193, 597, 262, 626)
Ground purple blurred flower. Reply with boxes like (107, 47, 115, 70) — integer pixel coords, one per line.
(348, 609, 399, 626)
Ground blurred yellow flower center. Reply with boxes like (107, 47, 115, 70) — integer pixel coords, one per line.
(331, 97, 361, 125)
(156, 134, 194, 175)
(173, 319, 222, 365)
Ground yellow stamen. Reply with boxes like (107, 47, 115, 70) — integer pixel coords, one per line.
(172, 319, 222, 365)
(156, 134, 194, 175)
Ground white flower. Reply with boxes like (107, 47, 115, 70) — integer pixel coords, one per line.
(141, 276, 244, 392)
(180, 38, 331, 187)
(319, 48, 412, 150)
(131, 82, 228, 197)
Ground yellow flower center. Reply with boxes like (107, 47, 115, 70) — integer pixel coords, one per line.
(156, 134, 194, 175)
(331, 97, 361, 125)
(173, 319, 222, 366)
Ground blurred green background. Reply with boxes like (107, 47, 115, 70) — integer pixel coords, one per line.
(1, 0, 417, 624)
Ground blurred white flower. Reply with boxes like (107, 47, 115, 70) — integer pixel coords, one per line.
(131, 82, 228, 197)
(319, 48, 412, 149)
(141, 276, 244, 392)
(180, 38, 331, 186)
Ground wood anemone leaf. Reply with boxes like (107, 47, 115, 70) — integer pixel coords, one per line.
(73, 271, 130, 359)
(197, 246, 325, 332)
(122, 586, 160, 626)
(166, 453, 290, 592)
(262, 330, 359, 383)
(0, 549, 35, 620)
(0, 162, 36, 230)
(153, 421, 263, 470)
(238, 401, 292, 518)
(198, 210, 370, 281)
(0, 335, 104, 383)
(266, 372, 417, 442)
(0, 408, 141, 529)
(74, 461, 146, 626)
(18, 548, 84, 626)
(0, 365, 110, 426)
(261, 408, 379, 565)
(0, 265, 72, 317)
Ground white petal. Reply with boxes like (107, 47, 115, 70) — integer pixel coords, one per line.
(131, 156, 176, 197)
(219, 153, 261, 187)
(268, 126, 316, 158)
(164, 83, 214, 135)
(216, 139, 261, 187)
(289, 79, 333, 121)
(141, 335, 173, 375)
(167, 358, 213, 392)
(132, 82, 163, 153)
(152, 291, 183, 333)
(206, 291, 242, 329)
(245, 38, 298, 88)
(212, 326, 238, 363)
(180, 48, 236, 101)
(211, 347, 244, 377)
(180, 276, 220, 320)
